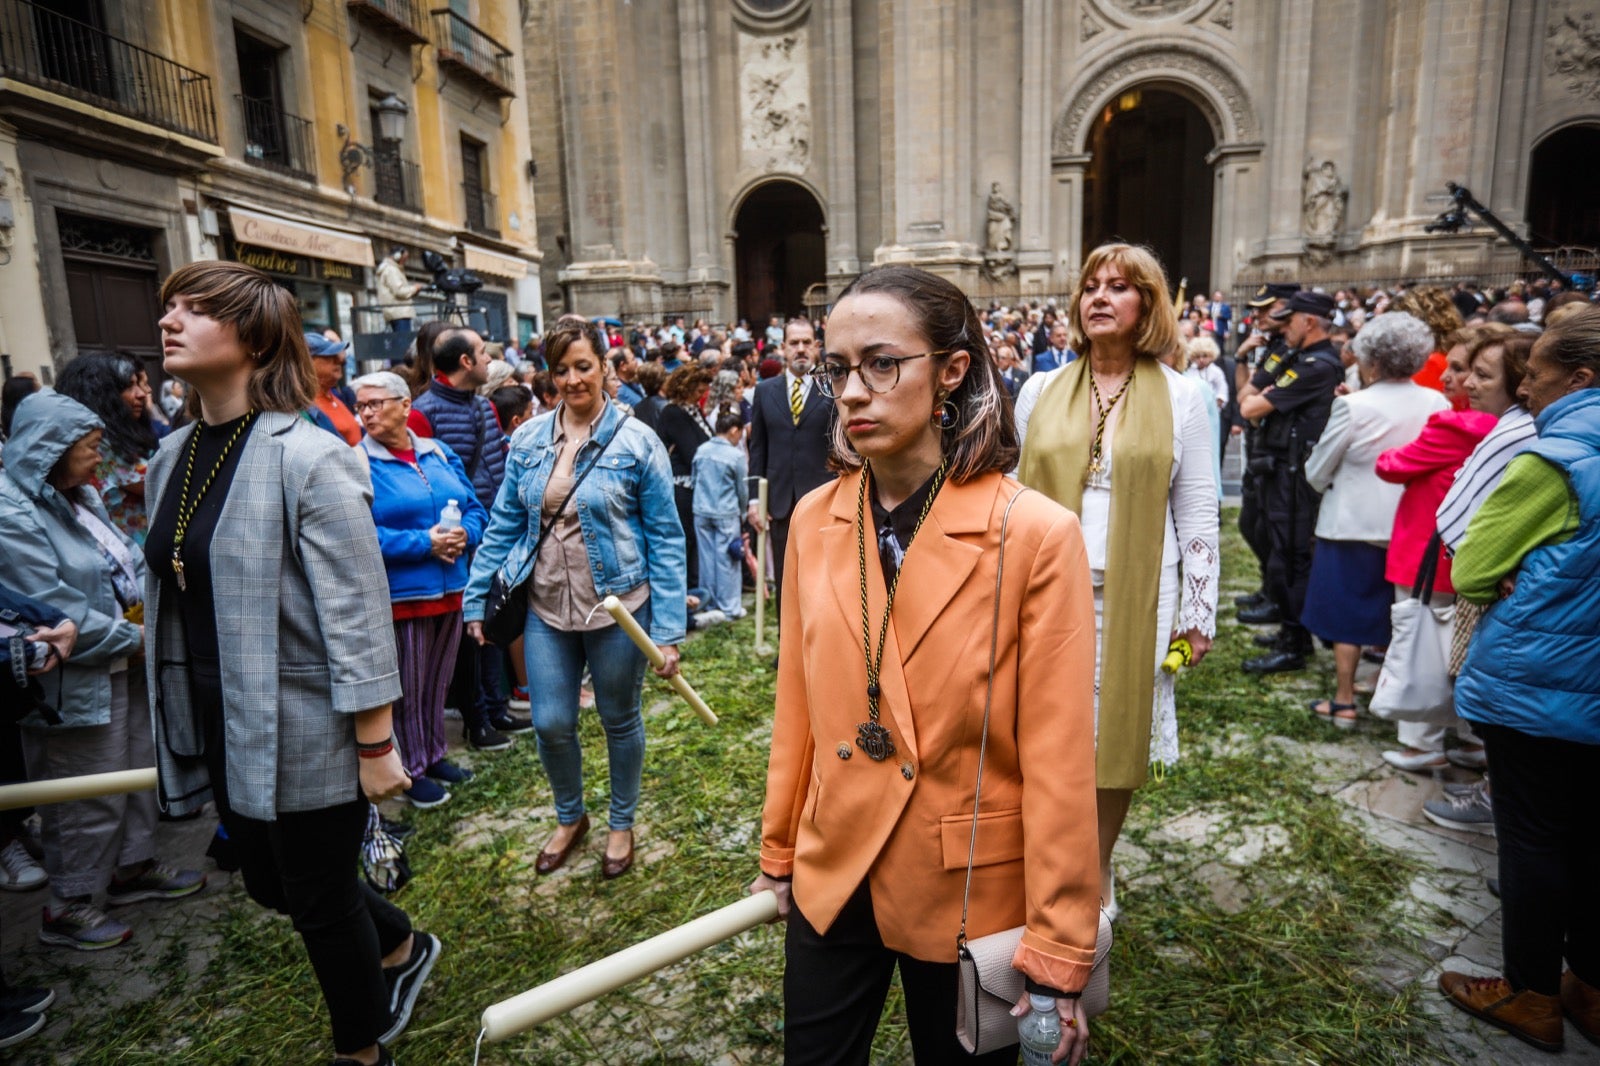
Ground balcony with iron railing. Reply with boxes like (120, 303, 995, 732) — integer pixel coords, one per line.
(0, 0, 217, 144)
(237, 94, 314, 181)
(463, 183, 498, 238)
(347, 0, 429, 47)
(374, 150, 423, 213)
(431, 9, 514, 100)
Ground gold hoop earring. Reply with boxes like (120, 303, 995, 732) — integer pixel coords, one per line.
(934, 399, 959, 429)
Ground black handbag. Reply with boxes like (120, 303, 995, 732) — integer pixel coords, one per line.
(480, 419, 625, 647)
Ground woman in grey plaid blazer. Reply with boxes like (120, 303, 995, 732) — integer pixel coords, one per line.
(144, 262, 436, 1066)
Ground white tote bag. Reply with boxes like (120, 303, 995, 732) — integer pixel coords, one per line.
(1370, 533, 1456, 724)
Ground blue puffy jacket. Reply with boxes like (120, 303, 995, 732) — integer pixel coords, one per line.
(413, 379, 506, 511)
(1455, 387, 1600, 745)
(360, 433, 489, 604)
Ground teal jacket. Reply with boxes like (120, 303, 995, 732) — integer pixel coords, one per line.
(0, 391, 145, 729)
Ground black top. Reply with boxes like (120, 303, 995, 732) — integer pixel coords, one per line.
(1259, 339, 1344, 447)
(868, 468, 941, 587)
(655, 403, 713, 479)
(144, 413, 257, 662)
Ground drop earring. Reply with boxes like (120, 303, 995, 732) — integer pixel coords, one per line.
(934, 398, 959, 429)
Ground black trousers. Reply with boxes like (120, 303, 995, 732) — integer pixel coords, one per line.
(1263, 466, 1320, 648)
(193, 661, 411, 1054)
(1478, 722, 1600, 996)
(675, 485, 699, 588)
(784, 882, 1019, 1066)
(1237, 466, 1271, 577)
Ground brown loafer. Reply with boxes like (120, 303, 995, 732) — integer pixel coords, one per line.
(1564, 969, 1600, 1047)
(601, 829, 634, 880)
(535, 814, 589, 875)
(1439, 971, 1563, 1052)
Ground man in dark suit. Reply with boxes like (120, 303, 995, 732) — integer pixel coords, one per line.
(748, 317, 834, 604)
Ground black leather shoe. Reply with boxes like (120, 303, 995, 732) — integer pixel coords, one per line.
(1234, 590, 1268, 608)
(1253, 629, 1289, 648)
(1237, 603, 1283, 625)
(1243, 649, 1307, 674)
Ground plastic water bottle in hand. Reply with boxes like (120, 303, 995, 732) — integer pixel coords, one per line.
(1018, 993, 1062, 1065)
(438, 499, 463, 530)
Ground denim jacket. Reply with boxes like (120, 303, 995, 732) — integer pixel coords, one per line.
(691, 436, 749, 519)
(464, 401, 687, 645)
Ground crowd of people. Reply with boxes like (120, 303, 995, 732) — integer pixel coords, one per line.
(0, 247, 1595, 1062)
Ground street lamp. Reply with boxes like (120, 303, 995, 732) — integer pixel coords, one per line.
(336, 93, 410, 192)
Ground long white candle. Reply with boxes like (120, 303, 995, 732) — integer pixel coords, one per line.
(480, 891, 780, 1041)
(601, 596, 718, 725)
(755, 477, 770, 652)
(0, 768, 158, 812)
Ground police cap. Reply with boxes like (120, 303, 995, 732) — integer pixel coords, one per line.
(1268, 291, 1338, 320)
(1246, 283, 1301, 309)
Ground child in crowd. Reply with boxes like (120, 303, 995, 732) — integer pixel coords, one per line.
(690, 412, 748, 621)
(490, 385, 532, 448)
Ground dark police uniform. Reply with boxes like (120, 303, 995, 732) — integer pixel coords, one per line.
(1239, 333, 1292, 572)
(1254, 338, 1342, 652)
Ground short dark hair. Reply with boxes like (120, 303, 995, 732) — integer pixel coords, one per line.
(490, 384, 531, 426)
(635, 361, 666, 396)
(434, 330, 479, 374)
(715, 411, 743, 435)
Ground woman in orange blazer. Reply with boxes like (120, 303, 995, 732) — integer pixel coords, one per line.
(750, 266, 1099, 1065)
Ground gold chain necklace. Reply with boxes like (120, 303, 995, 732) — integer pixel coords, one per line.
(1086, 370, 1133, 482)
(853, 459, 948, 762)
(170, 411, 256, 591)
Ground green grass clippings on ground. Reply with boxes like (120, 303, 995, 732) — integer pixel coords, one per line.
(29, 512, 1452, 1064)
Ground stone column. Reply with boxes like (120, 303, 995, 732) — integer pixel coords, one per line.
(1207, 142, 1265, 292)
(1261, 0, 1316, 265)
(0, 121, 53, 381)
(1050, 152, 1092, 285)
(1015, 0, 1053, 289)
(679, 0, 722, 281)
(821, 0, 860, 287)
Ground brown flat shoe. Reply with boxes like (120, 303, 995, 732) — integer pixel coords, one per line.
(601, 829, 634, 880)
(1439, 971, 1563, 1052)
(535, 814, 589, 875)
(1563, 969, 1600, 1047)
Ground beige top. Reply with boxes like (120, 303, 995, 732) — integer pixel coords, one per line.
(529, 413, 648, 631)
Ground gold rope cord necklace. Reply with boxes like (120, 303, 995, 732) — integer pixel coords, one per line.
(853, 459, 949, 762)
(170, 411, 256, 592)
(1086, 369, 1133, 483)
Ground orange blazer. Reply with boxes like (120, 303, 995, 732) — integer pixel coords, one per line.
(759, 468, 1101, 992)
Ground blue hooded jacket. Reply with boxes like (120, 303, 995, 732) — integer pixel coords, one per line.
(359, 432, 488, 603)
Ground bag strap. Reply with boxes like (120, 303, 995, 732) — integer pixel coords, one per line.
(506, 411, 626, 587)
(1411, 529, 1443, 605)
(957, 487, 1031, 951)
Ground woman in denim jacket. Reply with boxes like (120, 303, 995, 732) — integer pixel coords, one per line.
(465, 319, 686, 879)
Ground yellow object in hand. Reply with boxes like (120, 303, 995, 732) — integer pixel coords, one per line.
(1160, 638, 1193, 674)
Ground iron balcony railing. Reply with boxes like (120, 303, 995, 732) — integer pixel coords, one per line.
(374, 150, 422, 213)
(237, 94, 314, 181)
(463, 183, 498, 238)
(347, 0, 429, 46)
(431, 9, 513, 98)
(0, 0, 217, 143)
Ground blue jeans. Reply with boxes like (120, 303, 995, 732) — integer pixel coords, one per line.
(523, 602, 651, 830)
(694, 514, 744, 617)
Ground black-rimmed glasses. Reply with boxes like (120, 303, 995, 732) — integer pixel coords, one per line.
(354, 397, 402, 414)
(810, 350, 951, 398)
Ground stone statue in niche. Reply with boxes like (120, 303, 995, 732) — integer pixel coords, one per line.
(1302, 160, 1348, 262)
(1546, 10, 1600, 100)
(983, 183, 1018, 280)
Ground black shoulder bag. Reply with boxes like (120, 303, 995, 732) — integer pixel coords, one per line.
(481, 419, 625, 647)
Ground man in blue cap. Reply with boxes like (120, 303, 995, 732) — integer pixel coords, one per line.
(305, 332, 362, 445)
(1237, 290, 1344, 673)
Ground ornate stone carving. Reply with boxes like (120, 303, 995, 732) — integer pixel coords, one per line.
(1052, 45, 1258, 155)
(983, 182, 1017, 280)
(1110, 0, 1201, 20)
(739, 29, 812, 173)
(1081, 11, 1104, 42)
(1210, 1, 1234, 30)
(1301, 159, 1348, 264)
(1545, 9, 1600, 101)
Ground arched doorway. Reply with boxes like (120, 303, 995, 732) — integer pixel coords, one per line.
(733, 180, 825, 330)
(1082, 88, 1215, 294)
(1527, 124, 1600, 249)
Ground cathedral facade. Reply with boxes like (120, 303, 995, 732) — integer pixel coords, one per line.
(524, 0, 1600, 325)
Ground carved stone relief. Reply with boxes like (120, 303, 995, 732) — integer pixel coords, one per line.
(1545, 7, 1600, 101)
(739, 29, 812, 174)
(1081, 11, 1105, 41)
(1109, 0, 1202, 20)
(1210, 1, 1234, 31)
(983, 182, 1017, 279)
(1302, 159, 1348, 265)
(1053, 45, 1258, 155)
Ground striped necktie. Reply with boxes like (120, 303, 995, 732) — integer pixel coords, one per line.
(790, 376, 803, 424)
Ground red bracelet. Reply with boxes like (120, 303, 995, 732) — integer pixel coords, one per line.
(356, 741, 394, 759)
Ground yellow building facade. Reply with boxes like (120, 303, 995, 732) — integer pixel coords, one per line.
(0, 0, 540, 385)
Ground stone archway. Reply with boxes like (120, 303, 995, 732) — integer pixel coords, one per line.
(732, 179, 826, 330)
(1526, 123, 1600, 249)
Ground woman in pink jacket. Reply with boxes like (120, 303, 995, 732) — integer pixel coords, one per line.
(1373, 331, 1497, 773)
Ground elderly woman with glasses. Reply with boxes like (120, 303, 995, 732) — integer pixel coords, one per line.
(352, 372, 489, 810)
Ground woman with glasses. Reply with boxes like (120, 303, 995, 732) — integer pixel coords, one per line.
(1014, 243, 1220, 924)
(750, 265, 1098, 1065)
(351, 372, 489, 809)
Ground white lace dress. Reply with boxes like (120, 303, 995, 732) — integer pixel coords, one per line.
(1015, 363, 1221, 768)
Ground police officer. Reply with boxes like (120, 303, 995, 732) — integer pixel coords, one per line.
(1236, 291, 1343, 674)
(1232, 283, 1299, 618)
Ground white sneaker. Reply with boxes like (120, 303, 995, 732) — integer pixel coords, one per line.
(0, 840, 46, 892)
(1381, 749, 1448, 773)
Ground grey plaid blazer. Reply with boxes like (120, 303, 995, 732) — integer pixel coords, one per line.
(143, 412, 402, 820)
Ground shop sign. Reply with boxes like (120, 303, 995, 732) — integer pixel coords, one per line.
(236, 244, 311, 279)
(226, 206, 374, 268)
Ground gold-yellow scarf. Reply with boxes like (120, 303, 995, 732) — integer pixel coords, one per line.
(1017, 357, 1173, 790)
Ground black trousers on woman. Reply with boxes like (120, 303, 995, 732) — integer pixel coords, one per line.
(191, 659, 411, 1053)
(784, 881, 1020, 1066)
(1478, 721, 1600, 996)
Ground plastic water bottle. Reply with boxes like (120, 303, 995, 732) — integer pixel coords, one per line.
(438, 499, 463, 530)
(1018, 993, 1061, 1066)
